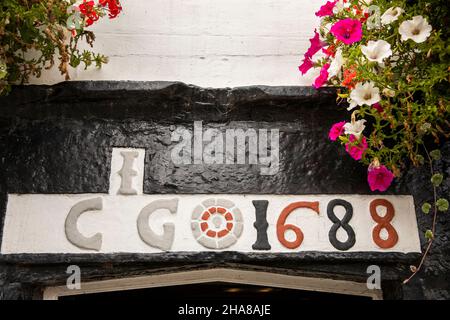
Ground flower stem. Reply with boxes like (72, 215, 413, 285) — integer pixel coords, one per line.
(403, 145, 438, 284)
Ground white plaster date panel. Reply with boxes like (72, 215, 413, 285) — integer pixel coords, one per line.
(0, 148, 421, 254)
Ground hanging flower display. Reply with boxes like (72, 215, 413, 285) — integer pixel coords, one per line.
(0, 0, 123, 95)
(301, 0, 449, 282)
(300, 0, 448, 192)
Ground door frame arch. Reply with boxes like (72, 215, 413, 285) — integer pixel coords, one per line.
(43, 267, 382, 300)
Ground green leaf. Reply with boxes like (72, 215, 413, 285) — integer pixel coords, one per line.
(425, 230, 434, 240)
(0, 61, 7, 80)
(430, 150, 442, 161)
(436, 198, 449, 212)
(431, 173, 444, 187)
(415, 155, 425, 165)
(421, 202, 431, 214)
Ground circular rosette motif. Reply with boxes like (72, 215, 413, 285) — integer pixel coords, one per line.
(191, 198, 243, 249)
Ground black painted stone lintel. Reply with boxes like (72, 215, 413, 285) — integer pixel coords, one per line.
(0, 81, 338, 122)
(0, 251, 420, 265)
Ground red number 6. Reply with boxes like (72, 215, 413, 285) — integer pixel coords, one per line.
(277, 201, 319, 249)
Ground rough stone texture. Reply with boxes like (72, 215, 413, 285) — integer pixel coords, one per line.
(399, 142, 450, 299)
(0, 82, 375, 195)
(0, 81, 448, 300)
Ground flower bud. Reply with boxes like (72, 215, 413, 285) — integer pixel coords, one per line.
(382, 88, 396, 97)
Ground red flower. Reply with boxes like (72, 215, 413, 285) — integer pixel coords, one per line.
(313, 63, 330, 89)
(322, 45, 336, 58)
(79, 0, 95, 15)
(353, 5, 364, 16)
(328, 121, 346, 141)
(79, 0, 99, 26)
(368, 165, 394, 192)
(298, 57, 314, 75)
(100, 0, 123, 19)
(305, 29, 326, 59)
(330, 19, 363, 45)
(345, 134, 368, 160)
(315, 1, 337, 17)
(342, 67, 357, 89)
(372, 102, 384, 113)
(360, 12, 370, 23)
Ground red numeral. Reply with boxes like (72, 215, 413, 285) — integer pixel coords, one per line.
(276, 201, 319, 249)
(370, 199, 399, 249)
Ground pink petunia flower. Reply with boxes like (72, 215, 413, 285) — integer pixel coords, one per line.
(305, 30, 326, 58)
(372, 102, 384, 113)
(315, 1, 337, 17)
(367, 165, 394, 192)
(313, 63, 330, 89)
(330, 19, 363, 45)
(298, 57, 314, 75)
(328, 121, 346, 141)
(345, 134, 368, 160)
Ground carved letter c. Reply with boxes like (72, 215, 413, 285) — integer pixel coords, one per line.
(65, 197, 103, 251)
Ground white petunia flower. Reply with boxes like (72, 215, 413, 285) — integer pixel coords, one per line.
(349, 82, 381, 107)
(346, 97, 358, 111)
(381, 7, 404, 25)
(344, 119, 367, 138)
(361, 40, 392, 64)
(399, 16, 432, 43)
(328, 49, 345, 79)
(382, 88, 396, 97)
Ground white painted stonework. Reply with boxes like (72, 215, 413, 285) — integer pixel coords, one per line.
(109, 148, 146, 195)
(30, 0, 322, 87)
(1, 148, 421, 254)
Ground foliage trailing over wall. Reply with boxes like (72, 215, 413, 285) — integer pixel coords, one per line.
(0, 0, 122, 95)
(300, 0, 449, 282)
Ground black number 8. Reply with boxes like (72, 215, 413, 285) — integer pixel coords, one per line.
(327, 199, 356, 251)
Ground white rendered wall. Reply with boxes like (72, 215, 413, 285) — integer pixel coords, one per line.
(30, 0, 321, 87)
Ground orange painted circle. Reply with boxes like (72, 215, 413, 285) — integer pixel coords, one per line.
(200, 206, 234, 239)
(191, 198, 243, 250)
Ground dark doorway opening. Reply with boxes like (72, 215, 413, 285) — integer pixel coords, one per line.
(60, 282, 372, 301)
